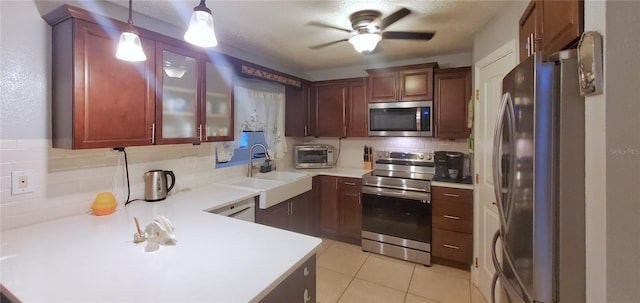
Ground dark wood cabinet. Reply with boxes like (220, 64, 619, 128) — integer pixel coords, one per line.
(541, 0, 583, 55)
(319, 176, 340, 235)
(312, 81, 347, 137)
(366, 63, 437, 103)
(431, 186, 473, 267)
(309, 78, 367, 138)
(47, 18, 155, 149)
(338, 178, 362, 240)
(519, 0, 543, 62)
(368, 71, 397, 102)
(434, 67, 472, 139)
(519, 0, 583, 62)
(347, 79, 368, 137)
(318, 176, 362, 244)
(285, 84, 310, 137)
(156, 42, 235, 145)
(44, 5, 236, 149)
(260, 255, 316, 303)
(256, 192, 312, 235)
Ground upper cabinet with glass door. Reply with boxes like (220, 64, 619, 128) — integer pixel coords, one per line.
(202, 58, 234, 142)
(156, 43, 199, 144)
(155, 42, 235, 145)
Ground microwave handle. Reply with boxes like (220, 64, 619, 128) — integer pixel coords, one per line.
(416, 107, 422, 131)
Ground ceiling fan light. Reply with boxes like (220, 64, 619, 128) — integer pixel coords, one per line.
(184, 3, 218, 48)
(348, 33, 382, 53)
(116, 31, 147, 62)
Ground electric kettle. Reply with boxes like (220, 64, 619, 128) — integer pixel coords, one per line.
(144, 170, 175, 201)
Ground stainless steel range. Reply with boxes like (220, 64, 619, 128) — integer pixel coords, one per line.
(361, 150, 434, 266)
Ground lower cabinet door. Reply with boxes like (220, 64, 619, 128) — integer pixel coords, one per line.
(432, 228, 473, 264)
(260, 255, 316, 303)
(256, 201, 289, 231)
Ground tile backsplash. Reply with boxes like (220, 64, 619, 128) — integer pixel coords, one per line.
(0, 139, 244, 231)
(288, 137, 469, 169)
(1, 137, 468, 230)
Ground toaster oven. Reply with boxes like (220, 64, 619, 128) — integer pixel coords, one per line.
(293, 144, 335, 169)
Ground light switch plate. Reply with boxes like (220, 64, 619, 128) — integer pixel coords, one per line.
(11, 170, 34, 195)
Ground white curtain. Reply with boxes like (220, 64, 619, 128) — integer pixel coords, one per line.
(217, 79, 286, 162)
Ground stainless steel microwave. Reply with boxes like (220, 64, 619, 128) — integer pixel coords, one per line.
(293, 144, 335, 169)
(368, 101, 433, 137)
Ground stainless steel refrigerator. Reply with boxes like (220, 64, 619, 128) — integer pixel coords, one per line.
(491, 50, 585, 303)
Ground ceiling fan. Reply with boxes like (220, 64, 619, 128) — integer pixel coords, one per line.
(308, 8, 435, 53)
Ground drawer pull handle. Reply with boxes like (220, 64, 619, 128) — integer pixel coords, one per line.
(443, 215, 461, 220)
(303, 267, 309, 276)
(344, 182, 357, 186)
(443, 244, 461, 250)
(443, 193, 460, 198)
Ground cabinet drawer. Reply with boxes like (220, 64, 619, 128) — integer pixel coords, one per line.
(338, 178, 362, 194)
(432, 199, 473, 233)
(432, 228, 472, 264)
(432, 186, 472, 203)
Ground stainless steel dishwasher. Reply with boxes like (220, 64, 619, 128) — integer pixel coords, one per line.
(209, 198, 256, 222)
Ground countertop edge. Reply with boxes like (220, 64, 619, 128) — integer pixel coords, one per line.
(431, 181, 474, 190)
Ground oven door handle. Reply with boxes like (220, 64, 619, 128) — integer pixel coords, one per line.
(361, 186, 431, 203)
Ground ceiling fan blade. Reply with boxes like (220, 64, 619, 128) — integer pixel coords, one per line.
(379, 8, 411, 30)
(382, 31, 435, 40)
(306, 21, 352, 33)
(309, 39, 350, 50)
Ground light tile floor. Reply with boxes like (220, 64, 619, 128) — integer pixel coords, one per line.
(316, 238, 489, 303)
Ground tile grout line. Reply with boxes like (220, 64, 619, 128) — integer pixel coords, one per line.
(335, 251, 371, 303)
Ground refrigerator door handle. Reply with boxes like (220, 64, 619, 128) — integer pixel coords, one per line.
(492, 229, 532, 303)
(504, 94, 518, 230)
(492, 92, 511, 231)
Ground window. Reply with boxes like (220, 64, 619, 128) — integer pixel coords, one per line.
(215, 131, 268, 168)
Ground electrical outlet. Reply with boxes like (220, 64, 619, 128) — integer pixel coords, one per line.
(11, 170, 34, 195)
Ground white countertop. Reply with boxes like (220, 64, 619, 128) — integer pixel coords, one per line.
(0, 184, 321, 302)
(290, 167, 372, 179)
(431, 181, 475, 190)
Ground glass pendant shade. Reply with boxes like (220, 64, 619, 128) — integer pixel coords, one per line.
(348, 33, 382, 53)
(184, 10, 218, 47)
(116, 31, 147, 61)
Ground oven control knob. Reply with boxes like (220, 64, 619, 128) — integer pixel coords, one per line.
(426, 154, 433, 160)
(418, 154, 424, 160)
(384, 152, 390, 158)
(377, 152, 383, 158)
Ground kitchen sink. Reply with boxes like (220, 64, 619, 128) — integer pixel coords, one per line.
(217, 172, 312, 209)
(253, 171, 308, 182)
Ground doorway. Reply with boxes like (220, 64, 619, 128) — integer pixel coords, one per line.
(472, 40, 517, 302)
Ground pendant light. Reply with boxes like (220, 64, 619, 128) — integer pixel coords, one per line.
(184, 0, 218, 48)
(116, 0, 147, 61)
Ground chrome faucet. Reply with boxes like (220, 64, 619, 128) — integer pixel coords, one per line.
(248, 143, 269, 177)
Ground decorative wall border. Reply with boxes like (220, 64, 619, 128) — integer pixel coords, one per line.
(240, 65, 301, 87)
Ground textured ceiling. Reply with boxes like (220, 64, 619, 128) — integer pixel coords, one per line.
(104, 0, 508, 73)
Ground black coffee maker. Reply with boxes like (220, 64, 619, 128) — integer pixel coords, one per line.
(434, 151, 464, 181)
